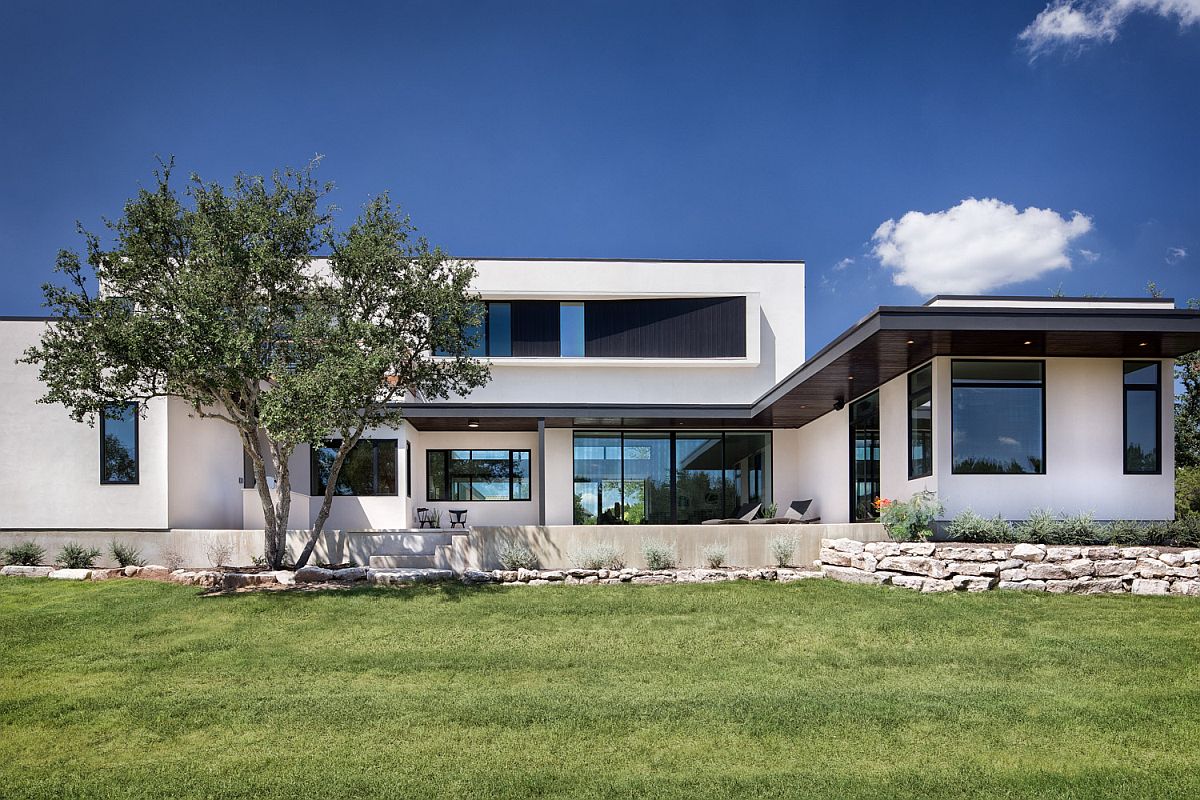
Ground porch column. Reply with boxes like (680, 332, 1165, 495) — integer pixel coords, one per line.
(537, 417, 547, 525)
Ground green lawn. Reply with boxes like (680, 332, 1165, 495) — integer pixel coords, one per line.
(1, 580, 1199, 799)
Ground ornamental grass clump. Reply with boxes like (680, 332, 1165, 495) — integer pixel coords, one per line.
(768, 534, 800, 567)
(700, 542, 730, 568)
(4, 540, 46, 566)
(570, 542, 626, 571)
(946, 509, 1015, 543)
(109, 539, 146, 568)
(1014, 508, 1061, 543)
(641, 538, 678, 570)
(876, 490, 944, 542)
(58, 542, 102, 570)
(497, 539, 538, 571)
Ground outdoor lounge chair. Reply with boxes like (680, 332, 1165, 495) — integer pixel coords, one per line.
(701, 502, 762, 525)
(760, 499, 820, 524)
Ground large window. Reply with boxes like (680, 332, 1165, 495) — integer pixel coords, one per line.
(427, 449, 531, 501)
(311, 439, 398, 496)
(908, 364, 933, 479)
(951, 361, 1045, 474)
(573, 431, 771, 524)
(436, 301, 512, 357)
(100, 403, 139, 484)
(1124, 361, 1161, 474)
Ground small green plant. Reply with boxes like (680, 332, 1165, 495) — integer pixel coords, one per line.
(877, 490, 944, 542)
(700, 541, 730, 568)
(58, 542, 102, 569)
(1103, 519, 1143, 546)
(1014, 508, 1061, 542)
(758, 503, 778, 520)
(497, 539, 538, 570)
(109, 539, 146, 568)
(5, 540, 46, 566)
(946, 509, 1014, 542)
(641, 538, 678, 570)
(570, 542, 626, 571)
(1055, 512, 1104, 545)
(768, 534, 800, 567)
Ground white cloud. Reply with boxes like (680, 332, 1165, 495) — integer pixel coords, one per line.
(833, 257, 855, 271)
(1167, 246, 1189, 263)
(871, 198, 1093, 295)
(1079, 248, 1101, 262)
(1020, 0, 1200, 55)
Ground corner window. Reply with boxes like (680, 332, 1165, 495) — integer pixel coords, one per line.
(426, 449, 531, 501)
(560, 302, 585, 357)
(311, 439, 398, 496)
(1124, 361, 1161, 474)
(908, 364, 933, 479)
(100, 403, 139, 484)
(951, 361, 1045, 474)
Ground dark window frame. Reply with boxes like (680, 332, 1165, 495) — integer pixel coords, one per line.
(849, 391, 881, 522)
(907, 362, 934, 480)
(426, 449, 533, 502)
(100, 402, 140, 485)
(570, 430, 774, 524)
(1123, 361, 1162, 475)
(950, 359, 1046, 475)
(310, 439, 399, 497)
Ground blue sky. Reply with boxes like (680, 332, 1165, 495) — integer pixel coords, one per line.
(1, 0, 1197, 351)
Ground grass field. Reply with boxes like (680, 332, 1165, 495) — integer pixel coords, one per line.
(1, 579, 1199, 799)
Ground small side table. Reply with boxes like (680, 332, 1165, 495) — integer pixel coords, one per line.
(448, 509, 468, 529)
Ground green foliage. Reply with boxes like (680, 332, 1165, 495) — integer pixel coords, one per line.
(877, 490, 944, 542)
(640, 538, 678, 570)
(4, 540, 46, 566)
(1177, 466, 1200, 518)
(700, 542, 729, 568)
(572, 493, 595, 525)
(758, 503, 778, 520)
(1176, 330, 1200, 468)
(108, 539, 146, 568)
(569, 542, 626, 571)
(945, 509, 1015, 543)
(57, 542, 102, 569)
(496, 540, 538, 571)
(1014, 507, 1061, 542)
(22, 160, 490, 569)
(768, 534, 800, 567)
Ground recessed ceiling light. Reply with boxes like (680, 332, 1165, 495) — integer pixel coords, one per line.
(847, 376, 854, 380)
(467, 419, 480, 428)
(906, 340, 915, 345)
(1023, 340, 1032, 345)
(1139, 342, 1148, 347)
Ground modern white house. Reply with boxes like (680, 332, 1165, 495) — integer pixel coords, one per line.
(2, 258, 1199, 566)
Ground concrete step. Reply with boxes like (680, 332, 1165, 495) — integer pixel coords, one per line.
(369, 554, 444, 569)
(369, 533, 454, 556)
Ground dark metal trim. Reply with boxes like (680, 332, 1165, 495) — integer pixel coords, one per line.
(907, 362, 934, 480)
(923, 295, 1174, 306)
(99, 403, 139, 485)
(949, 360, 1046, 475)
(1122, 361, 1163, 475)
(425, 448, 533, 502)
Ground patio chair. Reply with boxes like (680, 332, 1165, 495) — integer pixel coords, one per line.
(701, 502, 762, 525)
(760, 499, 820, 524)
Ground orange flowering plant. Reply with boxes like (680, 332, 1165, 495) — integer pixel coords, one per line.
(876, 490, 943, 542)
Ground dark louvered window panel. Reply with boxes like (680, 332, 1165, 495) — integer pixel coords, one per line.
(510, 300, 560, 357)
(584, 297, 745, 358)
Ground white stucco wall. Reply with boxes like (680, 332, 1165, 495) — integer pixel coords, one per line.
(439, 259, 806, 405)
(166, 398, 244, 529)
(0, 321, 170, 529)
(793, 406, 851, 523)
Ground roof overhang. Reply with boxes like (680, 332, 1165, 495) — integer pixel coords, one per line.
(399, 305, 1200, 431)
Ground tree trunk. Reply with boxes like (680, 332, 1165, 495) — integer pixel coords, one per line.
(293, 430, 363, 569)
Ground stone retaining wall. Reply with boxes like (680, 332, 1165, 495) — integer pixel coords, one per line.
(818, 538, 1200, 595)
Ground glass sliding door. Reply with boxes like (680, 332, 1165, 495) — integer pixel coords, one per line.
(573, 434, 622, 524)
(674, 434, 725, 524)
(723, 432, 772, 515)
(849, 392, 881, 522)
(622, 434, 673, 524)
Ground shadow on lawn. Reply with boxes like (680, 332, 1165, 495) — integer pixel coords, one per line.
(198, 581, 506, 604)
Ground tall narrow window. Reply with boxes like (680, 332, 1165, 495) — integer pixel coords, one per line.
(951, 361, 1045, 474)
(908, 364, 933, 479)
(1124, 361, 1161, 474)
(100, 403, 139, 484)
(488, 302, 512, 357)
(560, 302, 585, 357)
(849, 393, 880, 521)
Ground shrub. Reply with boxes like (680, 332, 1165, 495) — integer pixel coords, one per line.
(58, 542, 102, 569)
(160, 547, 185, 572)
(204, 538, 233, 568)
(877, 490, 944, 542)
(1014, 508, 1061, 542)
(497, 539, 538, 571)
(945, 509, 1014, 542)
(758, 503, 778, 520)
(5, 540, 46, 566)
(1054, 512, 1104, 545)
(768, 534, 800, 567)
(1177, 466, 1200, 519)
(570, 542, 626, 571)
(700, 541, 729, 568)
(109, 539, 146, 568)
(1104, 519, 1144, 546)
(641, 538, 678, 570)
